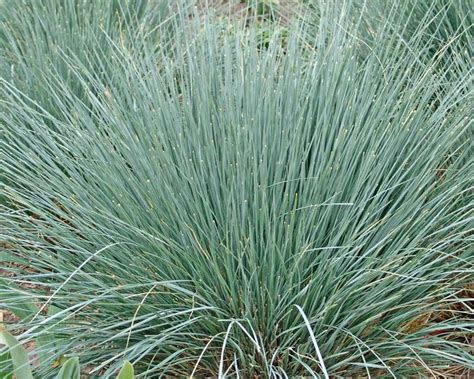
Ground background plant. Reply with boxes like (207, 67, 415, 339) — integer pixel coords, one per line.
(0, 326, 135, 379)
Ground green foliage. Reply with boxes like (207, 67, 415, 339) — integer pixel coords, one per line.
(245, 0, 280, 19)
(54, 358, 134, 379)
(0, 325, 34, 379)
(117, 361, 135, 379)
(56, 357, 80, 379)
(0, 329, 135, 379)
(0, 0, 472, 377)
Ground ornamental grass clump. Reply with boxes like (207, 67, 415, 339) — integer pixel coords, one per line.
(0, 1, 472, 377)
(0, 0, 171, 112)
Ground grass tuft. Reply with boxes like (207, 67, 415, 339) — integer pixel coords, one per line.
(1, 0, 472, 377)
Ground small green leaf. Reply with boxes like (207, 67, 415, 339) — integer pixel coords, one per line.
(0, 325, 33, 379)
(117, 361, 134, 379)
(35, 305, 64, 367)
(56, 357, 80, 379)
